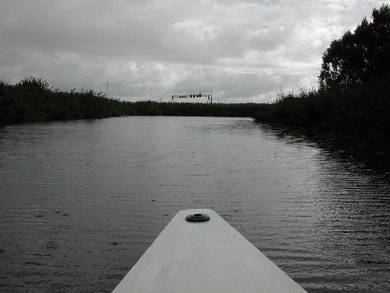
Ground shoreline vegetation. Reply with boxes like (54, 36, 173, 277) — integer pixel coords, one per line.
(1, 77, 389, 170)
(0, 78, 260, 124)
(253, 77, 390, 171)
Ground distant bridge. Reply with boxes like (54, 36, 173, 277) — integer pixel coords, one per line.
(171, 92, 213, 103)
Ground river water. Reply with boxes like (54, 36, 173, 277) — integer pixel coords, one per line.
(0, 116, 389, 293)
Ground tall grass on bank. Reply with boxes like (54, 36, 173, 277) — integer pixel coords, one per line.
(0, 78, 129, 123)
(0, 78, 262, 124)
(253, 77, 390, 169)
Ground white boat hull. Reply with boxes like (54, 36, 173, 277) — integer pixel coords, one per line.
(112, 209, 307, 293)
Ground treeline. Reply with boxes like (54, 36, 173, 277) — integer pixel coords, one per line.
(319, 5, 390, 89)
(0, 78, 262, 125)
(253, 4, 390, 169)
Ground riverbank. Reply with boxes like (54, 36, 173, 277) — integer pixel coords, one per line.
(253, 77, 390, 170)
(0, 78, 262, 125)
(1, 77, 389, 170)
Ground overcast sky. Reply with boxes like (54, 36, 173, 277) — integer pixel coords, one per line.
(0, 0, 385, 102)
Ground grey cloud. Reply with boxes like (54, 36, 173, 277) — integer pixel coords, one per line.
(0, 0, 385, 102)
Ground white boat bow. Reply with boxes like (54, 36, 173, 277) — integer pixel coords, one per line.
(112, 209, 307, 293)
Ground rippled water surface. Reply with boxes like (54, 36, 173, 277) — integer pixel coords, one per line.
(0, 116, 389, 293)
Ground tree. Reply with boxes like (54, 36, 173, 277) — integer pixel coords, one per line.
(319, 4, 390, 89)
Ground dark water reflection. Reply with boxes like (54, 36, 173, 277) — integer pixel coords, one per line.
(260, 123, 390, 172)
(0, 116, 389, 293)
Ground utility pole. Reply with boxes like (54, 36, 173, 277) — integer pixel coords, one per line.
(106, 80, 109, 96)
